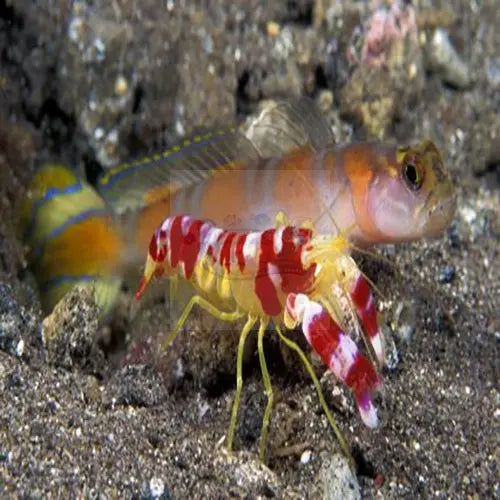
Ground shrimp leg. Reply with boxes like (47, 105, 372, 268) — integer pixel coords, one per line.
(257, 320, 272, 463)
(159, 294, 259, 456)
(160, 294, 244, 351)
(227, 315, 258, 452)
(275, 324, 354, 468)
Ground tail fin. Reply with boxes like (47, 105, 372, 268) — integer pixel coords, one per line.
(19, 164, 125, 316)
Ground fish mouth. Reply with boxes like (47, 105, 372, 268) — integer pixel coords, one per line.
(422, 184, 457, 237)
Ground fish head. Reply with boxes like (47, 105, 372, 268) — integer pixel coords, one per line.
(367, 140, 456, 242)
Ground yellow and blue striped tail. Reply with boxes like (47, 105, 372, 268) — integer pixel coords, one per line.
(20, 163, 124, 315)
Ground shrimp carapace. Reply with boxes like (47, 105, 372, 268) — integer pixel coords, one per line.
(136, 213, 385, 463)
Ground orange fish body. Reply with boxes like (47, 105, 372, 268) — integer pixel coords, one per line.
(130, 140, 455, 257)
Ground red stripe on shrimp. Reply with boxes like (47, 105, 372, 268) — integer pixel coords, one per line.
(288, 294, 342, 363)
(219, 232, 237, 273)
(255, 229, 282, 316)
(277, 227, 315, 293)
(255, 227, 316, 316)
(235, 233, 247, 272)
(165, 216, 203, 279)
(169, 216, 184, 268)
(181, 219, 204, 279)
(345, 355, 380, 428)
(350, 274, 384, 363)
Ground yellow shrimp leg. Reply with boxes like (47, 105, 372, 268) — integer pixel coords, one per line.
(274, 210, 315, 232)
(275, 324, 355, 470)
(274, 210, 289, 227)
(160, 294, 244, 351)
(159, 294, 258, 456)
(227, 315, 258, 452)
(257, 319, 273, 463)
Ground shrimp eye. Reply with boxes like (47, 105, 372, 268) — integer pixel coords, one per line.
(403, 162, 423, 190)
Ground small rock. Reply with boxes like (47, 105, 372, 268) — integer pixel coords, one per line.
(0, 282, 39, 360)
(140, 477, 171, 500)
(426, 29, 471, 88)
(106, 364, 167, 408)
(114, 75, 129, 96)
(317, 89, 334, 112)
(320, 452, 361, 500)
(267, 21, 281, 37)
(216, 450, 281, 497)
(360, 2, 418, 68)
(340, 1, 423, 138)
(149, 477, 165, 499)
(487, 57, 500, 88)
(41, 286, 105, 373)
(438, 266, 455, 284)
(15, 339, 25, 357)
(300, 449, 312, 465)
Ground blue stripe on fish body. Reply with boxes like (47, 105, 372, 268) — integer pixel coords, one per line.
(39, 273, 99, 292)
(23, 181, 84, 240)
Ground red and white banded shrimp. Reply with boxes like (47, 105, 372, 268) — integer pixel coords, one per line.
(135, 213, 385, 465)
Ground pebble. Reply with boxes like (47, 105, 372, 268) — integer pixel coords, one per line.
(105, 364, 166, 408)
(267, 21, 281, 37)
(320, 453, 361, 500)
(427, 29, 471, 88)
(300, 449, 312, 465)
(114, 75, 129, 96)
(486, 57, 500, 88)
(438, 266, 455, 284)
(149, 477, 165, 498)
(0, 283, 39, 360)
(41, 285, 103, 373)
(140, 477, 170, 500)
(15, 339, 25, 357)
(317, 89, 334, 112)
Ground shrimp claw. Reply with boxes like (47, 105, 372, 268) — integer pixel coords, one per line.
(285, 293, 381, 428)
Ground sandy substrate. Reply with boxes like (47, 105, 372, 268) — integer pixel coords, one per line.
(0, 0, 498, 497)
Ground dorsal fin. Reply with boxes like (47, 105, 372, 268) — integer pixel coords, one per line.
(97, 128, 261, 214)
(243, 97, 335, 157)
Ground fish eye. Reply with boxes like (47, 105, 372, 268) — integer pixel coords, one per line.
(403, 162, 423, 190)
